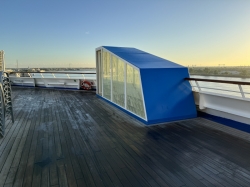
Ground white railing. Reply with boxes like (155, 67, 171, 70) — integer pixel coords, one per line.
(12, 71, 96, 79)
(186, 78, 250, 100)
(9, 71, 97, 90)
(185, 78, 250, 124)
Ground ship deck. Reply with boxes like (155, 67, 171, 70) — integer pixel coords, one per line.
(1, 87, 250, 187)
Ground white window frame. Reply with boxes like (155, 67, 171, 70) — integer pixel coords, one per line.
(97, 47, 148, 121)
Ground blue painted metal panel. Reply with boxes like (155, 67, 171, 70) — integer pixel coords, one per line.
(198, 111, 250, 133)
(103, 46, 183, 69)
(102, 46, 142, 54)
(140, 68, 197, 124)
(99, 46, 197, 125)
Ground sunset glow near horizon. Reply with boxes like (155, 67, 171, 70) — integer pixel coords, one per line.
(1, 0, 250, 68)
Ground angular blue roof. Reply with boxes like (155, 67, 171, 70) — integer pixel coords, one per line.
(102, 46, 185, 69)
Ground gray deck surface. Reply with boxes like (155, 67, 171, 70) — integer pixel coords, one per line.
(1, 87, 250, 187)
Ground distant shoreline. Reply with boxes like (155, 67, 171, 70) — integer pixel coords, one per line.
(190, 73, 250, 79)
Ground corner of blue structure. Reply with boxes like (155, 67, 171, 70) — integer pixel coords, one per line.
(140, 68, 197, 123)
(198, 111, 250, 133)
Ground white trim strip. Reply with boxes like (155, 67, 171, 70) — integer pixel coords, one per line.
(124, 62, 127, 109)
(139, 69, 148, 121)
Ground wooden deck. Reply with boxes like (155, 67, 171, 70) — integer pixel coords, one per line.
(1, 87, 250, 187)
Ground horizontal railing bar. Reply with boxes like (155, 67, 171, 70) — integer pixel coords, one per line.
(185, 78, 250, 85)
(8, 71, 96, 74)
(194, 86, 240, 93)
(191, 86, 250, 94)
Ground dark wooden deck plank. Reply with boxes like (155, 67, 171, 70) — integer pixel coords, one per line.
(172, 121, 250, 185)
(48, 104, 60, 187)
(0, 89, 38, 187)
(54, 95, 77, 187)
(13, 90, 44, 187)
(145, 125, 237, 186)
(0, 108, 33, 186)
(1, 87, 250, 187)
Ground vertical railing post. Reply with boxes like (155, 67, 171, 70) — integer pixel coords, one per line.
(238, 84, 245, 98)
(189, 81, 196, 91)
(195, 81, 201, 92)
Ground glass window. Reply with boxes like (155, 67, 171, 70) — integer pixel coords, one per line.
(103, 51, 111, 100)
(112, 56, 125, 107)
(126, 64, 145, 119)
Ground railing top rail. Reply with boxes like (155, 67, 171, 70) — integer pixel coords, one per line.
(185, 78, 250, 85)
(8, 71, 96, 74)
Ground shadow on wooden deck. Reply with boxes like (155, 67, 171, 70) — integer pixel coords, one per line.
(1, 87, 250, 187)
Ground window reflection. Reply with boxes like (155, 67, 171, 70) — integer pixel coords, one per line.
(100, 50, 146, 119)
(126, 64, 145, 118)
(112, 56, 125, 107)
(103, 51, 111, 100)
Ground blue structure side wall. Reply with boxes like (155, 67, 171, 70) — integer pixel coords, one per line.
(140, 68, 197, 123)
(96, 94, 196, 125)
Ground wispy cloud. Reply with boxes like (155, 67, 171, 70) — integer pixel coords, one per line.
(85, 31, 90, 34)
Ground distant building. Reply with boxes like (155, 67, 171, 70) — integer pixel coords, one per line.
(0, 50, 5, 71)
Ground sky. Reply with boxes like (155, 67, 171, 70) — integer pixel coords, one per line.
(1, 0, 250, 68)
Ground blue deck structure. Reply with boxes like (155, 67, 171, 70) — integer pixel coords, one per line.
(96, 46, 197, 124)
